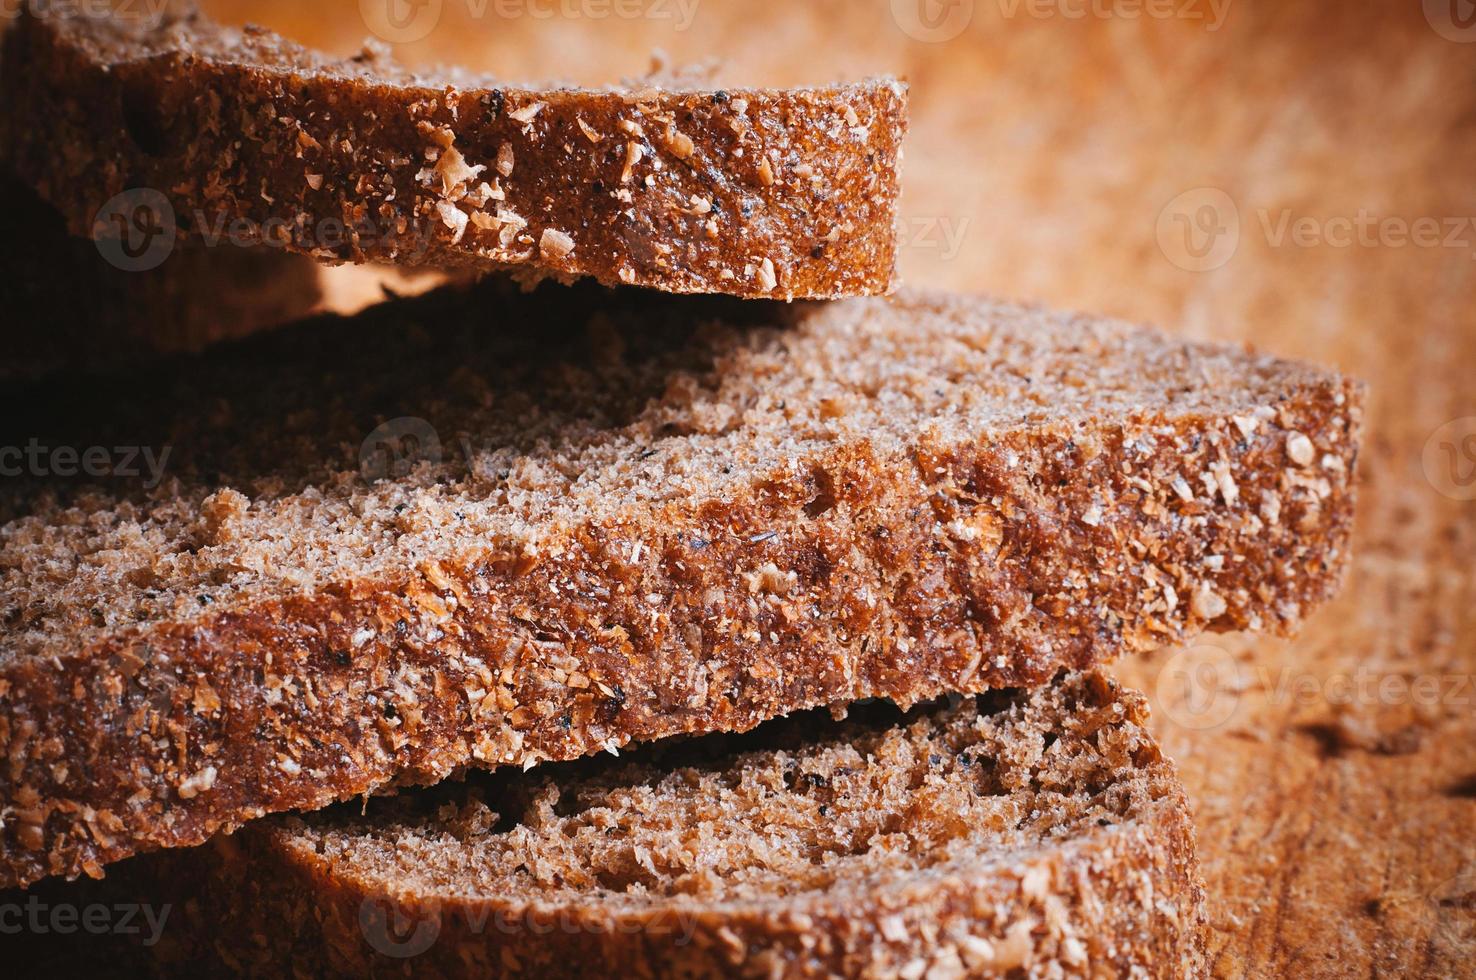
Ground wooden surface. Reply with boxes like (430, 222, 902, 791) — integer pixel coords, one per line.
(187, 2, 1474, 974)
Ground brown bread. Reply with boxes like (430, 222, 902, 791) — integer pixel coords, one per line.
(0, 2, 904, 300)
(7, 673, 1209, 978)
(0, 281, 1361, 888)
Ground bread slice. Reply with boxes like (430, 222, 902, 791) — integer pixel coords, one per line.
(0, 174, 321, 380)
(0, 2, 904, 300)
(11, 673, 1209, 978)
(0, 281, 1361, 888)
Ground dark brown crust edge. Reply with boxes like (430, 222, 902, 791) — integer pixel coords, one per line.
(171, 773, 1206, 978)
(0, 6, 904, 300)
(0, 368, 1363, 890)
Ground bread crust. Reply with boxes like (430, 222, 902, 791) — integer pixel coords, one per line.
(0, 287, 1363, 889)
(9, 674, 1208, 978)
(238, 803, 1204, 978)
(0, 3, 904, 300)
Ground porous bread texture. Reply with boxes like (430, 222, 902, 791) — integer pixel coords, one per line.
(0, 1, 904, 300)
(0, 175, 321, 379)
(63, 673, 1208, 978)
(0, 283, 1362, 887)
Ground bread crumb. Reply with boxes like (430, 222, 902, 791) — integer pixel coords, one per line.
(1286, 431, 1315, 466)
(434, 145, 486, 198)
(1210, 462, 1240, 506)
(197, 488, 249, 547)
(745, 563, 795, 595)
(508, 101, 545, 125)
(496, 142, 515, 178)
(958, 936, 996, 969)
(1191, 584, 1227, 620)
(756, 257, 778, 292)
(1021, 865, 1051, 901)
(664, 127, 695, 159)
(757, 156, 775, 186)
(540, 228, 576, 260)
(993, 920, 1035, 970)
(1232, 414, 1259, 439)
(177, 766, 218, 800)
(436, 201, 470, 243)
(621, 141, 644, 183)
(576, 116, 604, 143)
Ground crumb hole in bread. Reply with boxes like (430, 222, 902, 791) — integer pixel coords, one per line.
(804, 466, 838, 518)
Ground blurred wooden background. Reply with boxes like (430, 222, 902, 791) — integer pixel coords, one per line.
(196, 2, 1476, 975)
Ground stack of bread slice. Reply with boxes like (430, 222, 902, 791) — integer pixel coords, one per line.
(0, 3, 1362, 977)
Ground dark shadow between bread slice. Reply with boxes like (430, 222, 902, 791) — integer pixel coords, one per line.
(0, 174, 322, 381)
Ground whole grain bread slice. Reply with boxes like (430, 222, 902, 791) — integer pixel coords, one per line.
(0, 174, 322, 380)
(9, 673, 1208, 978)
(0, 1, 904, 300)
(0, 281, 1361, 888)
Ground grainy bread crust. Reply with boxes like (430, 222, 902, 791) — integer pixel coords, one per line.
(8, 674, 1209, 978)
(234, 799, 1202, 979)
(0, 2, 904, 299)
(0, 286, 1362, 889)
